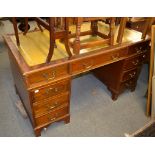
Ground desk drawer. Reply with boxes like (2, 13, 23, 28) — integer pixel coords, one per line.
(70, 47, 128, 75)
(35, 106, 69, 126)
(121, 68, 139, 82)
(128, 41, 149, 55)
(26, 64, 69, 85)
(123, 52, 148, 70)
(31, 78, 70, 103)
(33, 93, 69, 117)
(120, 78, 137, 91)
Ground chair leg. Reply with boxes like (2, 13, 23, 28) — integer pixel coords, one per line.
(73, 18, 83, 55)
(23, 17, 29, 35)
(36, 21, 43, 32)
(141, 18, 154, 39)
(46, 18, 55, 63)
(12, 17, 20, 46)
(46, 43, 55, 63)
(64, 18, 72, 57)
(109, 17, 115, 45)
(117, 17, 128, 44)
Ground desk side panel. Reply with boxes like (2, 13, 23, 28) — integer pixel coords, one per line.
(8, 50, 34, 125)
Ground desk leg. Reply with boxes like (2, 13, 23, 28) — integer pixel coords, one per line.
(64, 115, 70, 124)
(34, 128, 41, 137)
(111, 92, 119, 101)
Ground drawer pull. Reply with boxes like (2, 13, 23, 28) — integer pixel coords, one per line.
(111, 53, 119, 61)
(49, 71, 56, 80)
(125, 81, 133, 87)
(82, 62, 93, 69)
(125, 82, 132, 87)
(50, 117, 56, 121)
(48, 113, 58, 121)
(45, 87, 60, 95)
(47, 102, 59, 110)
(125, 83, 130, 87)
(143, 54, 146, 58)
(42, 71, 56, 81)
(135, 47, 142, 53)
(129, 72, 136, 78)
(34, 89, 39, 93)
(132, 60, 139, 65)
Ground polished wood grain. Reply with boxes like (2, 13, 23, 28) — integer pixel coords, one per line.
(30, 78, 70, 103)
(123, 52, 148, 70)
(35, 106, 69, 126)
(33, 92, 69, 117)
(26, 63, 69, 86)
(121, 68, 139, 82)
(70, 47, 128, 75)
(128, 40, 150, 55)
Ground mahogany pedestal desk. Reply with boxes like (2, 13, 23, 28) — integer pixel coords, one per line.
(4, 25, 150, 136)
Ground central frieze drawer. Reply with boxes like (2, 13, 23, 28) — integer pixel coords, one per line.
(70, 47, 128, 75)
(26, 63, 69, 85)
(31, 78, 70, 103)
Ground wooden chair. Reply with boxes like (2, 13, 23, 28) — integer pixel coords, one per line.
(68, 17, 115, 55)
(116, 17, 154, 44)
(12, 17, 72, 63)
(12, 17, 43, 46)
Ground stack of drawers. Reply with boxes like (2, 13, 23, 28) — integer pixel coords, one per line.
(120, 52, 148, 92)
(23, 63, 71, 136)
(93, 41, 149, 100)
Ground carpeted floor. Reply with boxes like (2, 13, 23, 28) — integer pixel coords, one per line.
(0, 20, 151, 137)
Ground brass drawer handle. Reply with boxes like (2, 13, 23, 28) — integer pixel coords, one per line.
(132, 60, 139, 65)
(111, 53, 119, 61)
(54, 88, 58, 92)
(49, 71, 56, 80)
(125, 81, 133, 87)
(48, 113, 58, 121)
(135, 47, 142, 54)
(47, 102, 59, 110)
(142, 54, 146, 58)
(42, 71, 56, 81)
(129, 72, 136, 78)
(125, 83, 130, 87)
(82, 61, 93, 69)
(45, 87, 60, 95)
(49, 117, 56, 121)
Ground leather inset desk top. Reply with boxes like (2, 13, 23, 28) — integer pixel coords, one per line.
(10, 22, 148, 66)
